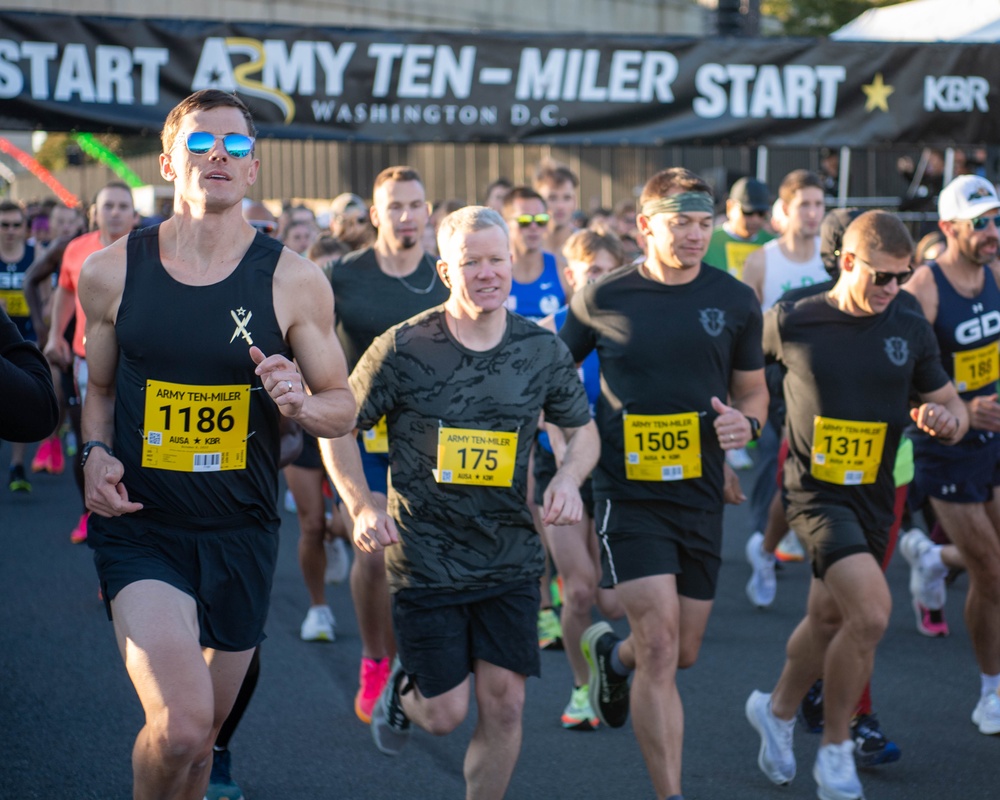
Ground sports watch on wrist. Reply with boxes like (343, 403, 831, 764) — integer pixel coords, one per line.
(80, 440, 115, 468)
(746, 416, 762, 442)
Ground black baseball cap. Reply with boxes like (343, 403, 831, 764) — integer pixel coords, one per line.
(729, 178, 770, 214)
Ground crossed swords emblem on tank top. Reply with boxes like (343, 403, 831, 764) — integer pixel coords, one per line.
(230, 307, 254, 345)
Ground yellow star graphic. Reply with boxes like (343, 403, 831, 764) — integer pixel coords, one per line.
(862, 72, 894, 112)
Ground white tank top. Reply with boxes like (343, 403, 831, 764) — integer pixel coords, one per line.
(760, 237, 827, 310)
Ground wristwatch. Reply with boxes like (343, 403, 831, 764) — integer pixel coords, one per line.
(746, 416, 762, 442)
(80, 440, 114, 468)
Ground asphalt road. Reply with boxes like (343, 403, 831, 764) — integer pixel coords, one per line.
(1, 443, 995, 799)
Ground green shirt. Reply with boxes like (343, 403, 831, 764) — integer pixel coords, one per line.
(704, 226, 774, 280)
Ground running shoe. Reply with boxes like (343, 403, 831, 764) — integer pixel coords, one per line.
(8, 465, 31, 493)
(798, 679, 824, 733)
(745, 531, 777, 608)
(299, 605, 335, 642)
(561, 685, 599, 731)
(899, 528, 948, 611)
(851, 713, 901, 767)
(581, 622, 630, 728)
(972, 691, 1000, 735)
(371, 656, 411, 755)
(356, 656, 390, 724)
(814, 740, 864, 800)
(746, 690, 796, 785)
(204, 747, 244, 800)
(912, 598, 949, 637)
(283, 488, 297, 513)
(70, 512, 89, 545)
(726, 446, 754, 470)
(31, 438, 53, 473)
(775, 531, 805, 562)
(324, 537, 350, 584)
(48, 438, 65, 474)
(537, 607, 564, 650)
(63, 427, 77, 458)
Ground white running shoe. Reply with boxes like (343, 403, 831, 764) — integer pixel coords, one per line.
(745, 531, 777, 608)
(726, 447, 754, 470)
(972, 691, 1000, 735)
(283, 488, 297, 514)
(814, 740, 864, 800)
(324, 538, 350, 584)
(775, 531, 805, 562)
(300, 605, 335, 642)
(746, 690, 796, 785)
(899, 528, 948, 611)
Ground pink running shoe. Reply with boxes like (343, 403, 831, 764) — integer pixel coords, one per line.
(70, 512, 89, 545)
(31, 438, 53, 473)
(355, 657, 390, 724)
(48, 438, 65, 474)
(913, 598, 949, 637)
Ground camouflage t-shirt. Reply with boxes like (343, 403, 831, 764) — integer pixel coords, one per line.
(350, 306, 592, 593)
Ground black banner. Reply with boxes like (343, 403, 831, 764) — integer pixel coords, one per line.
(0, 11, 995, 146)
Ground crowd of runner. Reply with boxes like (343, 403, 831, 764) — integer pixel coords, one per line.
(3, 89, 999, 800)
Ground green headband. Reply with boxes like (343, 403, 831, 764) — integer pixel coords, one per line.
(641, 192, 715, 218)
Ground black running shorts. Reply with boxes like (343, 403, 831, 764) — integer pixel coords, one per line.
(90, 514, 279, 651)
(391, 579, 541, 698)
(786, 504, 888, 579)
(594, 498, 723, 600)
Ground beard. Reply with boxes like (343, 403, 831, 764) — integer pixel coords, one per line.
(399, 234, 418, 249)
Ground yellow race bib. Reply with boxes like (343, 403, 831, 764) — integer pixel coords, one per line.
(811, 416, 887, 486)
(362, 416, 389, 454)
(435, 426, 518, 487)
(0, 289, 29, 318)
(953, 341, 1000, 392)
(623, 412, 701, 481)
(724, 242, 760, 282)
(142, 379, 251, 472)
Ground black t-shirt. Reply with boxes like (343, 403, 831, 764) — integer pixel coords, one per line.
(330, 247, 449, 371)
(560, 264, 764, 509)
(765, 292, 949, 531)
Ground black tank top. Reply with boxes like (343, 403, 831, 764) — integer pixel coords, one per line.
(113, 225, 288, 529)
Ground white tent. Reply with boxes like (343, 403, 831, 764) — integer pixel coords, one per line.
(831, 0, 1000, 41)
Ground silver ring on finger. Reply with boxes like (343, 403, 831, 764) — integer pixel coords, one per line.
(287, 380, 293, 392)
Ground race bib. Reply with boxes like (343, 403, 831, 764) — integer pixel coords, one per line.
(142, 379, 251, 472)
(954, 341, 1000, 392)
(0, 289, 29, 317)
(623, 412, 701, 481)
(435, 426, 518, 487)
(362, 416, 389, 453)
(810, 416, 887, 486)
(724, 242, 759, 282)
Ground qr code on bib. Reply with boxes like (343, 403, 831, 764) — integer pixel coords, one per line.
(441, 470, 453, 482)
(843, 471, 863, 485)
(147, 431, 162, 446)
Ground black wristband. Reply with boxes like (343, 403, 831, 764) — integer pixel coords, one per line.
(746, 416, 762, 442)
(80, 440, 114, 468)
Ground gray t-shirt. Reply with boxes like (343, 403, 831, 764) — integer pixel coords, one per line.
(350, 307, 592, 593)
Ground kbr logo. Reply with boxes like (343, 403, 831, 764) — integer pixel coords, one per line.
(924, 76, 989, 113)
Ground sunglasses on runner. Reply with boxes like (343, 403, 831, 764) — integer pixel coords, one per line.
(184, 131, 255, 159)
(514, 213, 551, 228)
(970, 214, 1000, 231)
(854, 256, 913, 287)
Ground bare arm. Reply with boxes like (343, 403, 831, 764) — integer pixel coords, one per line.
(42, 286, 74, 369)
(23, 241, 65, 344)
(741, 248, 766, 305)
(266, 251, 356, 438)
(319, 432, 399, 553)
(913, 382, 968, 445)
(712, 367, 769, 450)
(78, 240, 143, 517)
(541, 419, 600, 526)
(901, 264, 938, 323)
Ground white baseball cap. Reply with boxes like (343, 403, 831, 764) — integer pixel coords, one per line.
(938, 175, 1000, 221)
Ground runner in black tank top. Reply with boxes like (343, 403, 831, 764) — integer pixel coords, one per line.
(77, 91, 354, 800)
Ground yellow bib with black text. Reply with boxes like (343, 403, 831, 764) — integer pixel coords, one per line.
(435, 426, 518, 487)
(623, 412, 701, 481)
(810, 416, 887, 486)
